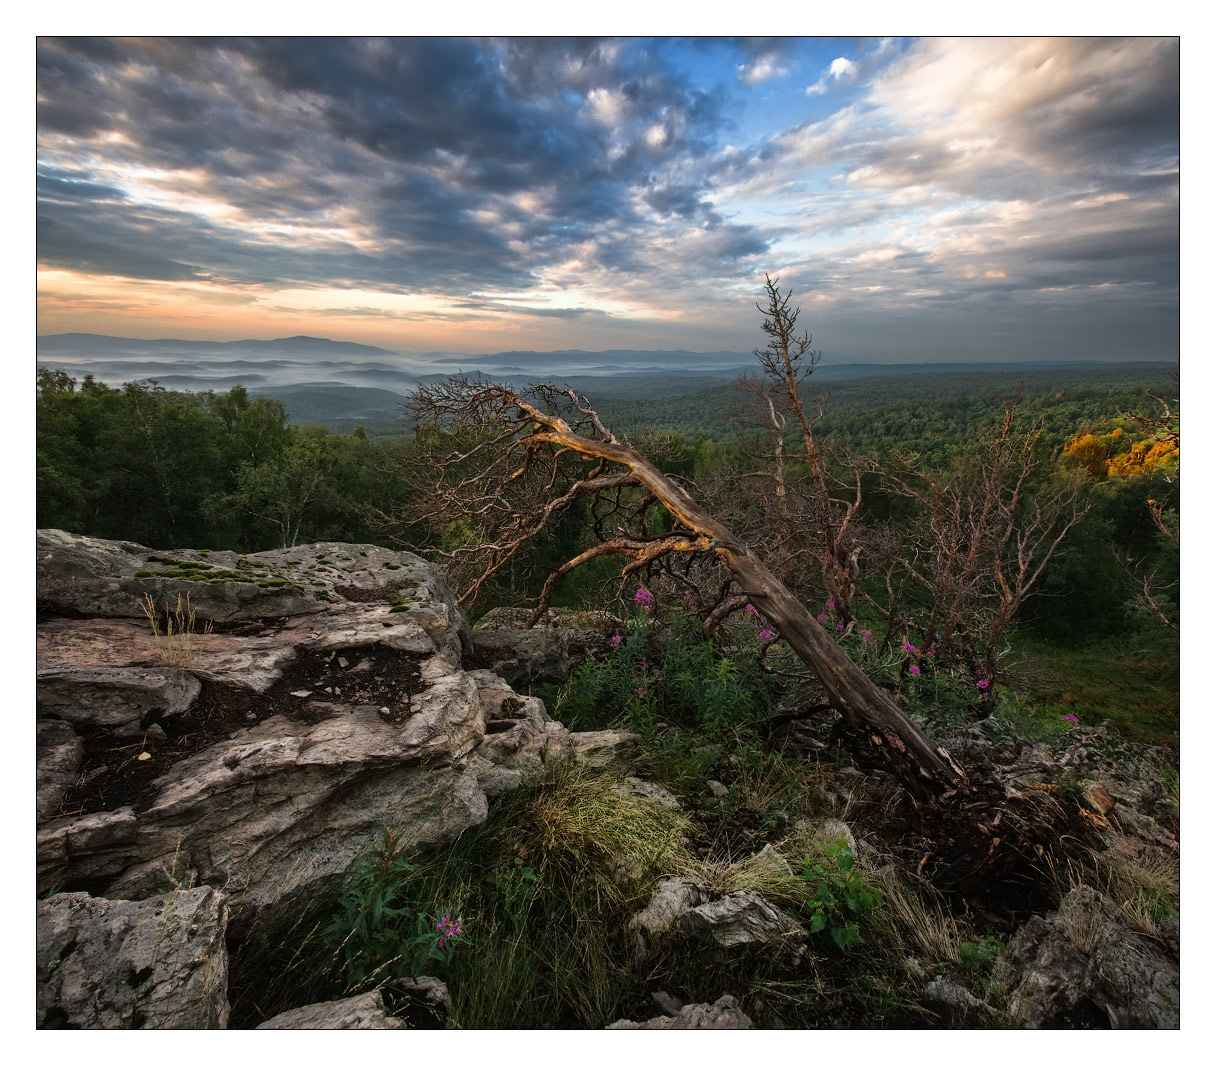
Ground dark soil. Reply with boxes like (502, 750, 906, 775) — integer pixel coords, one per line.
(54, 643, 429, 819)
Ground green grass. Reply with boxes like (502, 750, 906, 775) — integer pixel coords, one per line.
(1004, 635, 1178, 746)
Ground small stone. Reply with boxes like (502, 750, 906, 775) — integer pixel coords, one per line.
(651, 991, 684, 1016)
(136, 752, 152, 762)
(379, 707, 391, 716)
(244, 712, 257, 720)
(290, 690, 312, 698)
(338, 657, 349, 668)
(707, 780, 729, 797)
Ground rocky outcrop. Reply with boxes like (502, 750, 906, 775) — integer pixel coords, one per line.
(471, 606, 612, 687)
(607, 995, 754, 1029)
(37, 887, 230, 1029)
(950, 718, 1179, 863)
(35, 532, 568, 930)
(992, 884, 1180, 1028)
(255, 990, 407, 1030)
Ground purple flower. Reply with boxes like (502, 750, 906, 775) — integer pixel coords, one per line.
(635, 686, 646, 699)
(909, 664, 920, 677)
(976, 679, 990, 690)
(634, 587, 654, 611)
(641, 660, 650, 671)
(683, 592, 696, 605)
(926, 645, 936, 657)
(862, 630, 872, 642)
(744, 604, 757, 616)
(900, 639, 917, 655)
(758, 629, 776, 643)
(610, 634, 623, 647)
(434, 913, 464, 949)
(817, 612, 829, 623)
(836, 623, 844, 631)
(826, 598, 836, 610)
(1062, 713, 1079, 724)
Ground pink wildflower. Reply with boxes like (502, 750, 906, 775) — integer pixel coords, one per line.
(909, 664, 920, 677)
(758, 629, 776, 642)
(1062, 713, 1079, 725)
(744, 604, 757, 616)
(817, 612, 829, 623)
(976, 679, 990, 690)
(610, 634, 623, 647)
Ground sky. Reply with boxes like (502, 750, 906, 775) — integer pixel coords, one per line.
(35, 35, 1180, 361)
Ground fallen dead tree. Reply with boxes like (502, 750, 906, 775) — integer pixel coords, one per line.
(396, 378, 965, 801)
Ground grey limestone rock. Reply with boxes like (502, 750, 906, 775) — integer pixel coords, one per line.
(570, 729, 641, 766)
(38, 666, 201, 735)
(34, 531, 568, 932)
(37, 719, 83, 821)
(992, 884, 1179, 1028)
(679, 890, 809, 964)
(256, 989, 406, 1029)
(37, 887, 230, 1029)
(628, 877, 712, 959)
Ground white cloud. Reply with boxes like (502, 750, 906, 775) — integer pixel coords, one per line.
(806, 56, 857, 95)
(738, 52, 789, 86)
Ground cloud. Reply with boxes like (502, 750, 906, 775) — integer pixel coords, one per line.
(806, 56, 856, 95)
(738, 52, 789, 86)
(36, 37, 758, 303)
(717, 36, 1177, 349)
(36, 37, 1177, 360)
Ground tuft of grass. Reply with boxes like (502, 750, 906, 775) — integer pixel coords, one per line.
(226, 759, 697, 1029)
(141, 592, 212, 671)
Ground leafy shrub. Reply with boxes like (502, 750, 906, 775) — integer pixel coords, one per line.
(958, 935, 1005, 972)
(798, 839, 883, 951)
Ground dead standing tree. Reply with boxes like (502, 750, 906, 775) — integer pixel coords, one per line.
(398, 376, 964, 801)
(737, 277, 865, 628)
(873, 393, 1092, 711)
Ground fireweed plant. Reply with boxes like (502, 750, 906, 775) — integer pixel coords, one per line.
(554, 589, 776, 739)
(327, 826, 468, 987)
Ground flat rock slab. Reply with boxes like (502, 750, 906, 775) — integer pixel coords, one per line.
(256, 990, 406, 1029)
(37, 887, 230, 1029)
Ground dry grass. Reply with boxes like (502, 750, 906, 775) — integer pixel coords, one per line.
(142, 592, 212, 670)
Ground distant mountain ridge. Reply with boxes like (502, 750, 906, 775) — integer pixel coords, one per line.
(38, 333, 398, 357)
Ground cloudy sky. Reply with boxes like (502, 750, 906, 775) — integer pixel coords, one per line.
(36, 36, 1179, 361)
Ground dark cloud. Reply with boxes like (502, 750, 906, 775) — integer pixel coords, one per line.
(36, 37, 759, 297)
